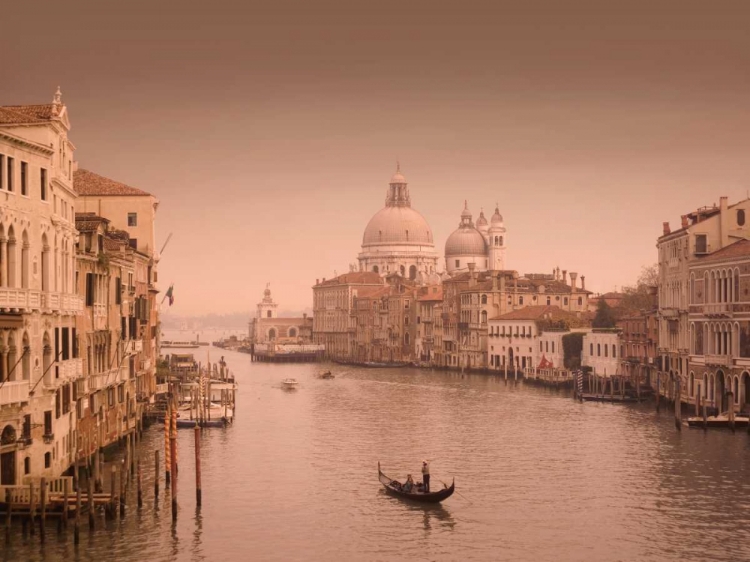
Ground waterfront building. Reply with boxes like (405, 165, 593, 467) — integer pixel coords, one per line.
(312, 271, 383, 359)
(657, 196, 750, 405)
(441, 266, 590, 369)
(416, 285, 443, 363)
(74, 213, 151, 460)
(73, 170, 160, 408)
(445, 202, 506, 274)
(249, 284, 313, 345)
(686, 239, 750, 414)
(582, 330, 622, 377)
(358, 165, 439, 279)
(618, 307, 658, 389)
(0, 90, 83, 483)
(488, 305, 590, 372)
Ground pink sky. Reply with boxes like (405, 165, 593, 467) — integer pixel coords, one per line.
(4, 1, 750, 314)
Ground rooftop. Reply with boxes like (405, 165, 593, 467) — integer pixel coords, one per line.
(0, 103, 59, 125)
(314, 271, 383, 287)
(74, 168, 152, 197)
(695, 238, 750, 264)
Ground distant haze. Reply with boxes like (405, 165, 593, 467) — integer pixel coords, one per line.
(5, 1, 750, 314)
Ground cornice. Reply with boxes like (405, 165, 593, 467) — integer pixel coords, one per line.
(0, 129, 55, 156)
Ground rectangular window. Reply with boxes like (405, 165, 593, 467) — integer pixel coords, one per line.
(115, 277, 122, 304)
(40, 168, 47, 200)
(23, 414, 31, 439)
(62, 328, 70, 361)
(55, 389, 61, 418)
(45, 453, 51, 469)
(7, 157, 14, 191)
(121, 316, 127, 339)
(21, 161, 27, 195)
(695, 234, 707, 254)
(72, 328, 78, 358)
(129, 239, 137, 249)
(62, 384, 71, 414)
(0, 154, 3, 189)
(128, 212, 138, 226)
(44, 410, 52, 435)
(85, 273, 94, 306)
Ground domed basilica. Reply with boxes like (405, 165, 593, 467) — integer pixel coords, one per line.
(358, 165, 439, 280)
(358, 166, 506, 280)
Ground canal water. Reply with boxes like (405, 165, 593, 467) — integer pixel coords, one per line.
(5, 336, 750, 561)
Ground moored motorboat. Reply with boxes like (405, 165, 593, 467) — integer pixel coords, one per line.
(282, 378, 299, 388)
(378, 462, 454, 503)
(319, 371, 334, 379)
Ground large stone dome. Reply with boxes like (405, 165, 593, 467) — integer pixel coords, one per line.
(362, 206, 434, 246)
(445, 227, 487, 256)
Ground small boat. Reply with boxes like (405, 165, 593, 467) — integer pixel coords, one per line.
(362, 361, 410, 368)
(162, 340, 200, 349)
(686, 414, 750, 428)
(319, 371, 334, 379)
(282, 378, 299, 388)
(378, 462, 454, 504)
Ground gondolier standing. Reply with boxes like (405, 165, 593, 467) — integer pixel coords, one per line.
(422, 460, 430, 493)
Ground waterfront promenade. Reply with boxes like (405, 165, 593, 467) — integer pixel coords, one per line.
(4, 339, 750, 562)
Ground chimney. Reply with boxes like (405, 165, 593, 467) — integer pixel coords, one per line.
(720, 196, 729, 248)
(569, 272, 578, 293)
(681, 215, 688, 228)
(562, 270, 568, 285)
(663, 222, 670, 236)
(580, 275, 586, 291)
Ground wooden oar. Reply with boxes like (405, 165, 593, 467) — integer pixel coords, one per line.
(440, 480, 473, 505)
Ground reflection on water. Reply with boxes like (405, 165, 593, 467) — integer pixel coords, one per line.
(6, 331, 750, 562)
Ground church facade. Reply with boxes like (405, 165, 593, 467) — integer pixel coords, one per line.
(248, 285, 312, 345)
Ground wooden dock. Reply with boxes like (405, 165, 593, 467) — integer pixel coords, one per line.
(686, 415, 750, 429)
(580, 393, 641, 403)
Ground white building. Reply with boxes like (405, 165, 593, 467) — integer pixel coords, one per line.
(582, 331, 621, 377)
(358, 165, 439, 280)
(0, 89, 84, 484)
(445, 202, 506, 275)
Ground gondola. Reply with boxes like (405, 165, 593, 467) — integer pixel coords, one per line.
(378, 462, 455, 503)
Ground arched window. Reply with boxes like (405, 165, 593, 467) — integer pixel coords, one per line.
(409, 265, 417, 280)
(738, 209, 746, 226)
(6, 226, 16, 288)
(41, 234, 50, 292)
(400, 265, 405, 277)
(578, 297, 582, 306)
(268, 328, 276, 340)
(288, 327, 297, 338)
(21, 230, 29, 289)
(372, 265, 379, 273)
(481, 294, 487, 305)
(735, 269, 740, 303)
(604, 345, 608, 357)
(481, 311, 487, 324)
(21, 332, 30, 380)
(404, 333, 410, 346)
(499, 236, 503, 246)
(612, 344, 616, 358)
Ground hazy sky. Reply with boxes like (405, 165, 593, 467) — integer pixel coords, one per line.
(4, 1, 750, 315)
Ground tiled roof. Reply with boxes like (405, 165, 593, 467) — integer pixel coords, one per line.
(315, 272, 383, 287)
(354, 286, 390, 299)
(491, 305, 591, 326)
(103, 238, 123, 251)
(0, 104, 58, 124)
(75, 215, 109, 233)
(695, 238, 750, 264)
(74, 169, 152, 196)
(418, 286, 443, 301)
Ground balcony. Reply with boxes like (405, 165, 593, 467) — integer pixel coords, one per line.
(43, 292, 84, 314)
(0, 288, 44, 312)
(704, 354, 731, 367)
(123, 340, 143, 354)
(0, 380, 30, 406)
(703, 303, 732, 317)
(57, 358, 83, 382)
(660, 308, 679, 318)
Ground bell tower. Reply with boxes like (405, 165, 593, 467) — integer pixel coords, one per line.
(488, 204, 507, 270)
(257, 283, 278, 319)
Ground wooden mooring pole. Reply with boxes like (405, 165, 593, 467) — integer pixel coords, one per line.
(5, 488, 11, 543)
(88, 475, 95, 530)
(195, 425, 202, 507)
(137, 459, 143, 509)
(40, 476, 47, 543)
(74, 483, 81, 545)
(702, 396, 708, 430)
(155, 450, 160, 501)
(108, 466, 116, 520)
(170, 419, 178, 521)
(119, 463, 126, 518)
(28, 481, 35, 536)
(62, 477, 69, 530)
(165, 405, 171, 485)
(728, 391, 735, 433)
(674, 378, 682, 431)
(655, 372, 661, 413)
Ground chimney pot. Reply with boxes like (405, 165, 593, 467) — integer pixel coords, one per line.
(681, 215, 688, 228)
(663, 222, 671, 235)
(581, 275, 586, 291)
(562, 270, 568, 284)
(316, 279, 319, 285)
(569, 272, 578, 293)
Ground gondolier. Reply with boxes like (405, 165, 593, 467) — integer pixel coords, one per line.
(422, 460, 430, 492)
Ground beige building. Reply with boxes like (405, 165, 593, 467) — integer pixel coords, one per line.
(0, 91, 83, 484)
(657, 196, 750, 404)
(249, 284, 313, 345)
(312, 272, 383, 359)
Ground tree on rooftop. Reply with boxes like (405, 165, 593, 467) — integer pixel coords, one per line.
(592, 299, 617, 328)
(562, 332, 584, 369)
(620, 264, 658, 313)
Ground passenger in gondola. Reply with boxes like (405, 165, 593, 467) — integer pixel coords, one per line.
(403, 474, 415, 493)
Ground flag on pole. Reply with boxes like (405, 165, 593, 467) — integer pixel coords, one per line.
(163, 284, 174, 306)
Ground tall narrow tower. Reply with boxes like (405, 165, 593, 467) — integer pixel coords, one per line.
(488, 205, 507, 270)
(257, 283, 278, 319)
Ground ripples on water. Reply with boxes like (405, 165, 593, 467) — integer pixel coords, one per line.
(5, 338, 750, 562)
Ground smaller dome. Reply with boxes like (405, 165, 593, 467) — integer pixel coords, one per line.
(461, 201, 472, 220)
(476, 210, 488, 228)
(445, 227, 487, 257)
(491, 206, 503, 225)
